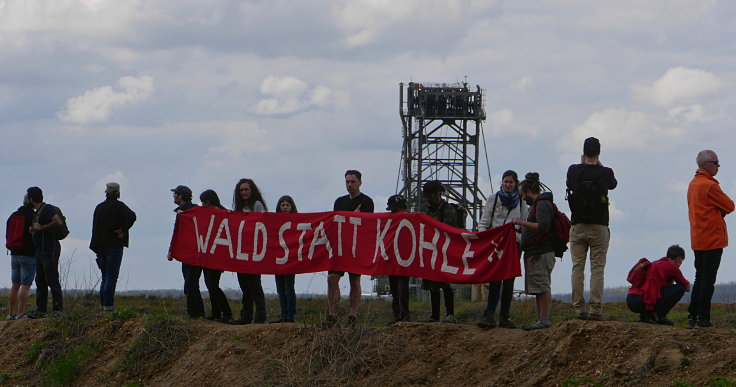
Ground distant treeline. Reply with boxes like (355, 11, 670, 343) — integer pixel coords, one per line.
(553, 281, 736, 304)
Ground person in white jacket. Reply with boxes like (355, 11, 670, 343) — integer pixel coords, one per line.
(477, 170, 528, 329)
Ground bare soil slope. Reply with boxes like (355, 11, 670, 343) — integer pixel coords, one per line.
(1, 317, 735, 386)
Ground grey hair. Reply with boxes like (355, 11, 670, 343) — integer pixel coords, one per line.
(696, 150, 716, 168)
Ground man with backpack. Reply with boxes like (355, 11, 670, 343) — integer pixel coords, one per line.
(687, 150, 734, 328)
(420, 180, 462, 324)
(90, 182, 137, 312)
(27, 187, 65, 318)
(566, 137, 617, 321)
(5, 194, 37, 320)
(626, 245, 690, 325)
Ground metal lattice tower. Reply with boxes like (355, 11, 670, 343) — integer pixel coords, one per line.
(398, 81, 487, 231)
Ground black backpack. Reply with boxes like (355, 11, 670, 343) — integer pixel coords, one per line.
(36, 204, 70, 241)
(566, 171, 609, 223)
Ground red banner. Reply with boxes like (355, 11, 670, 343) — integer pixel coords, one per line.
(169, 207, 520, 284)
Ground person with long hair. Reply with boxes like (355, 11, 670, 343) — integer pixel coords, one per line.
(477, 170, 527, 329)
(230, 178, 267, 324)
(272, 195, 298, 323)
(199, 189, 233, 324)
(512, 173, 557, 330)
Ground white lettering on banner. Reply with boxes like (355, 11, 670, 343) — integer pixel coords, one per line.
(373, 219, 393, 263)
(236, 220, 249, 261)
(296, 223, 312, 261)
(349, 217, 361, 258)
(276, 222, 291, 264)
(394, 219, 416, 267)
(193, 215, 215, 254)
(440, 232, 459, 274)
(209, 218, 234, 258)
(333, 215, 345, 256)
(252, 222, 267, 262)
(309, 221, 333, 260)
(419, 223, 439, 269)
(487, 238, 504, 263)
(460, 233, 477, 275)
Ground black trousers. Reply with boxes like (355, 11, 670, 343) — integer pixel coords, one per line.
(389, 275, 410, 321)
(237, 273, 266, 323)
(486, 277, 515, 317)
(182, 263, 205, 318)
(35, 242, 63, 313)
(424, 280, 454, 320)
(203, 268, 232, 319)
(688, 248, 722, 319)
(627, 284, 685, 318)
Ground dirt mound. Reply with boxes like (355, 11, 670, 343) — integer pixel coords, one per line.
(2, 317, 736, 386)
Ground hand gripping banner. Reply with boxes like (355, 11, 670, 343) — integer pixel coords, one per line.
(169, 207, 520, 284)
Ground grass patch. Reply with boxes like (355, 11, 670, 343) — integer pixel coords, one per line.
(118, 314, 192, 374)
(108, 306, 141, 320)
(43, 340, 101, 387)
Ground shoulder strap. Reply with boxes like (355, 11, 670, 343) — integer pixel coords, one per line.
(489, 195, 498, 224)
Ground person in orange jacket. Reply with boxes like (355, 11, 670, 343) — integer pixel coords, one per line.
(687, 150, 735, 328)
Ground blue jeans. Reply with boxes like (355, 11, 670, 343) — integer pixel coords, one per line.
(688, 248, 722, 319)
(627, 284, 686, 318)
(11, 255, 36, 285)
(182, 263, 205, 318)
(275, 274, 296, 321)
(96, 247, 124, 307)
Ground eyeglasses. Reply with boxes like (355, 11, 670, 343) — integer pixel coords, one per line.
(706, 160, 720, 167)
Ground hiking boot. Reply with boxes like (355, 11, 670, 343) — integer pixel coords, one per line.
(229, 318, 249, 325)
(217, 317, 233, 324)
(346, 315, 357, 327)
(695, 316, 714, 328)
(576, 311, 589, 320)
(5, 315, 16, 321)
(443, 315, 457, 324)
(29, 311, 47, 319)
(15, 314, 29, 320)
(586, 313, 604, 321)
(522, 319, 551, 331)
(270, 318, 284, 324)
(317, 315, 338, 330)
(687, 315, 697, 328)
(283, 318, 295, 323)
(52, 311, 63, 318)
(102, 306, 115, 312)
(498, 315, 516, 329)
(423, 317, 438, 323)
(477, 310, 497, 330)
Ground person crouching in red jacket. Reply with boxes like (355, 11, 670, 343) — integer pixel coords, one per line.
(627, 245, 691, 326)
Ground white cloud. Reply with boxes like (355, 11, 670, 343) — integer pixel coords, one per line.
(484, 109, 539, 138)
(633, 67, 722, 108)
(490, 109, 513, 128)
(254, 75, 332, 115)
(206, 122, 271, 160)
(667, 104, 721, 123)
(558, 108, 683, 152)
(58, 75, 154, 124)
(512, 77, 534, 92)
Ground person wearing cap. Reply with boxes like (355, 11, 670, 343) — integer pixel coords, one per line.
(169, 185, 205, 318)
(566, 137, 617, 321)
(386, 194, 411, 325)
(686, 150, 734, 328)
(90, 182, 137, 311)
(421, 180, 460, 323)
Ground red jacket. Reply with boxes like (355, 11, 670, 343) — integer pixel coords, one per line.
(688, 169, 734, 250)
(628, 257, 690, 311)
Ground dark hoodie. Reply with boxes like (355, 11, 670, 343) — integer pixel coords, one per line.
(520, 192, 556, 255)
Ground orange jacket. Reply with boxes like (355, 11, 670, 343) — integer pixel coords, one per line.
(688, 169, 735, 250)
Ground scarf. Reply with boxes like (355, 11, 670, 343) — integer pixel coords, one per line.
(497, 189, 520, 209)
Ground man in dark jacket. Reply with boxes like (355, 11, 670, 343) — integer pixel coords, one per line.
(27, 186, 64, 318)
(90, 182, 137, 311)
(6, 194, 37, 320)
(168, 185, 204, 318)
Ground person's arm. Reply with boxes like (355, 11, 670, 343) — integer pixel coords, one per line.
(512, 202, 552, 233)
(362, 197, 374, 213)
(607, 168, 618, 190)
(477, 195, 495, 232)
(708, 185, 735, 216)
(34, 207, 61, 231)
(668, 265, 691, 292)
(115, 204, 137, 239)
(253, 201, 266, 213)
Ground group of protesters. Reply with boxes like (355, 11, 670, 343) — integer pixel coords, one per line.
(4, 137, 732, 330)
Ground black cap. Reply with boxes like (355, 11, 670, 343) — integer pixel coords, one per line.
(583, 137, 601, 157)
(386, 194, 408, 211)
(171, 185, 192, 196)
(422, 180, 445, 196)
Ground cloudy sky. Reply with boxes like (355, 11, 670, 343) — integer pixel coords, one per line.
(2, 1, 735, 298)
